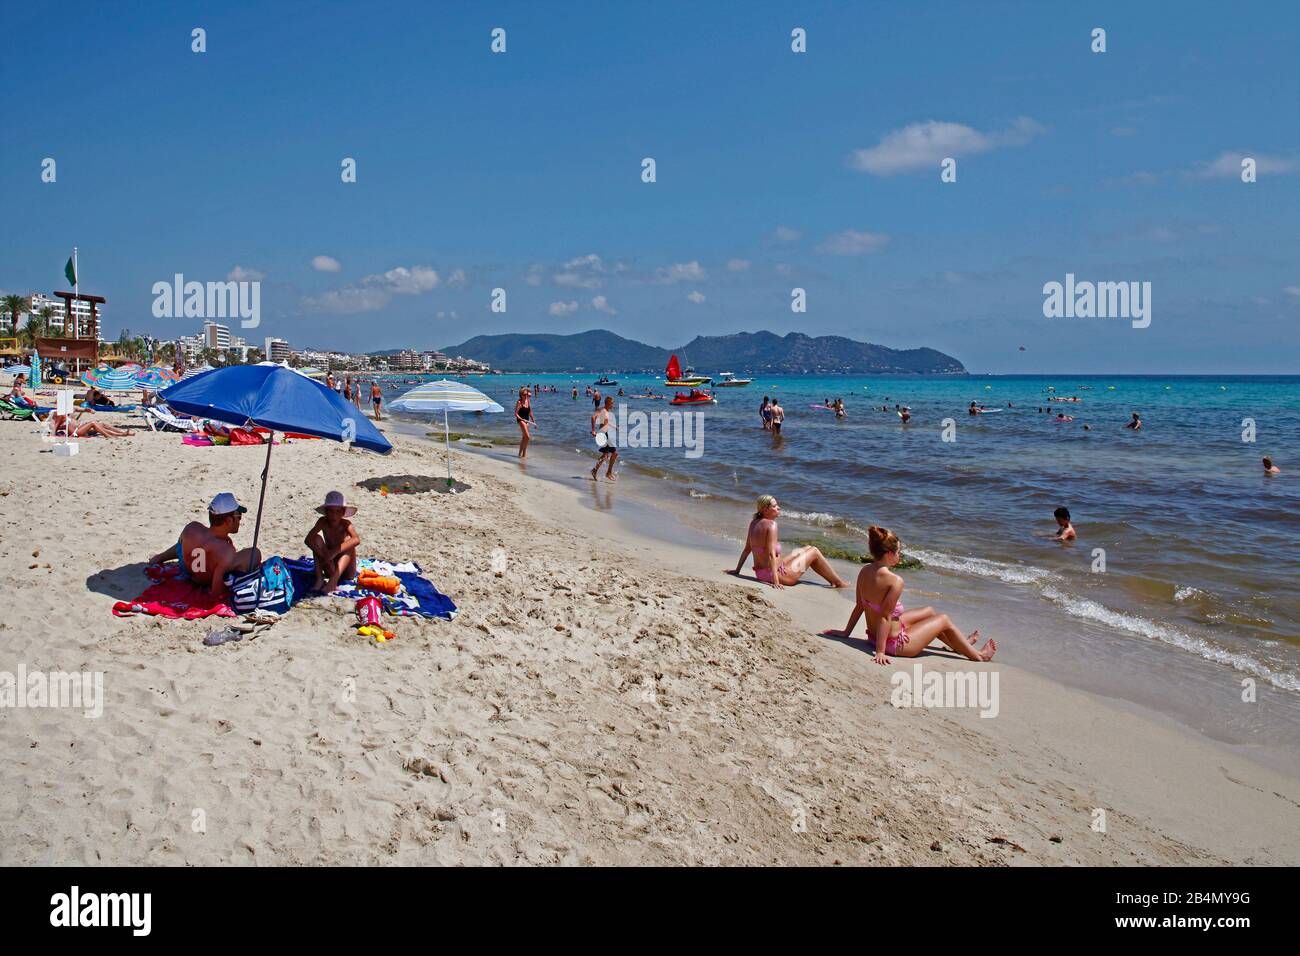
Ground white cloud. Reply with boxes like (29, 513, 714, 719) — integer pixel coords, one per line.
(303, 263, 439, 314)
(364, 265, 440, 294)
(305, 287, 390, 313)
(311, 256, 341, 273)
(726, 258, 752, 271)
(772, 226, 801, 241)
(1284, 286, 1300, 298)
(817, 229, 891, 255)
(227, 265, 264, 282)
(848, 117, 1044, 175)
(653, 261, 707, 284)
(554, 253, 608, 288)
(447, 268, 468, 289)
(435, 310, 461, 320)
(591, 295, 617, 314)
(548, 300, 579, 316)
(524, 264, 545, 286)
(555, 272, 602, 288)
(1192, 151, 1299, 179)
(687, 290, 706, 304)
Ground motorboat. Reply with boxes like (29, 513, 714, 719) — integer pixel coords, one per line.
(713, 371, 751, 387)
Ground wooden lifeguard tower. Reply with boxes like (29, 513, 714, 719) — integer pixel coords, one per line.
(45, 291, 106, 376)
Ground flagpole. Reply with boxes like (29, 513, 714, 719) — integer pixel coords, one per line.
(72, 246, 79, 376)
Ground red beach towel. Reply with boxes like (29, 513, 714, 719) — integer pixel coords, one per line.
(111, 564, 237, 619)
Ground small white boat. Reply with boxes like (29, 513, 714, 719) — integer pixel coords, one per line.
(713, 372, 752, 387)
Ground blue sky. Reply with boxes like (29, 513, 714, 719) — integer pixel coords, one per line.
(3, 0, 1298, 373)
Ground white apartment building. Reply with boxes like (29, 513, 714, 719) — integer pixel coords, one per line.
(203, 321, 230, 350)
(16, 292, 103, 337)
(264, 337, 292, 362)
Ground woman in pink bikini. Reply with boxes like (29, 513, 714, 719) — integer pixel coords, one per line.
(821, 525, 995, 665)
(727, 495, 847, 590)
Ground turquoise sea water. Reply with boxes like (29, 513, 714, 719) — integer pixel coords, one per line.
(387, 372, 1300, 751)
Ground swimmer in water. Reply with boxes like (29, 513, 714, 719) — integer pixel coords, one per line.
(1263, 456, 1281, 475)
(1053, 506, 1076, 542)
(1125, 412, 1142, 431)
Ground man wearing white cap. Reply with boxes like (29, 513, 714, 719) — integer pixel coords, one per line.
(149, 493, 262, 601)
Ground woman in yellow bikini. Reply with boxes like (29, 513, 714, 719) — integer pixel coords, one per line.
(821, 525, 996, 665)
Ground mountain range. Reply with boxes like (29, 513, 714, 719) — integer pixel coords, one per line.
(422, 330, 966, 374)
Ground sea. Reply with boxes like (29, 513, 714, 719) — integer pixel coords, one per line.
(384, 372, 1300, 767)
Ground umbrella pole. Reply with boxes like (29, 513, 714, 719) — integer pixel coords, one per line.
(445, 408, 452, 489)
(249, 432, 274, 572)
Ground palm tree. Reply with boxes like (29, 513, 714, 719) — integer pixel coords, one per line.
(18, 308, 53, 350)
(1, 294, 25, 337)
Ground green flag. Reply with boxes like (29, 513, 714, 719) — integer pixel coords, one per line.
(64, 256, 77, 286)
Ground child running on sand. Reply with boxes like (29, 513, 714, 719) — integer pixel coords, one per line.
(820, 526, 996, 665)
(305, 491, 361, 594)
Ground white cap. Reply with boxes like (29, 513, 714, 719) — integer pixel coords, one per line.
(208, 492, 248, 516)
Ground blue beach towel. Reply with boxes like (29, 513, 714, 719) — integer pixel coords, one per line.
(285, 556, 457, 620)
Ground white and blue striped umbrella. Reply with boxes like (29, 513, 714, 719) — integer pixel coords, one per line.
(4, 365, 32, 377)
(81, 365, 140, 391)
(390, 380, 504, 489)
(180, 364, 216, 382)
(390, 380, 505, 414)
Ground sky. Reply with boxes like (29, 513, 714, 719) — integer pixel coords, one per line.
(2, 0, 1298, 373)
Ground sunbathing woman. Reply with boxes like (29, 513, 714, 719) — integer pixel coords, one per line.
(727, 494, 848, 589)
(821, 526, 995, 665)
(50, 413, 131, 438)
(8, 374, 37, 408)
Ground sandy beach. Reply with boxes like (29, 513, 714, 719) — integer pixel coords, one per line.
(0, 407, 1296, 866)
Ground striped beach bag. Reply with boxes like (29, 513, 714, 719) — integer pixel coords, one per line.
(227, 556, 295, 615)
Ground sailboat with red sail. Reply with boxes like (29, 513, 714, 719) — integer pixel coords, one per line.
(664, 353, 710, 387)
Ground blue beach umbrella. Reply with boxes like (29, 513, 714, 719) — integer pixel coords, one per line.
(160, 364, 392, 566)
(390, 379, 504, 489)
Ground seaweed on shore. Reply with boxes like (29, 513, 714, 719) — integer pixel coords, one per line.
(796, 539, 924, 569)
(426, 431, 518, 446)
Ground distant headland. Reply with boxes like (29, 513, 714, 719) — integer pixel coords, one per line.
(414, 330, 967, 375)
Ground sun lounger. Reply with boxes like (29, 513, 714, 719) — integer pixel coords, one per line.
(0, 397, 38, 421)
(143, 405, 200, 433)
